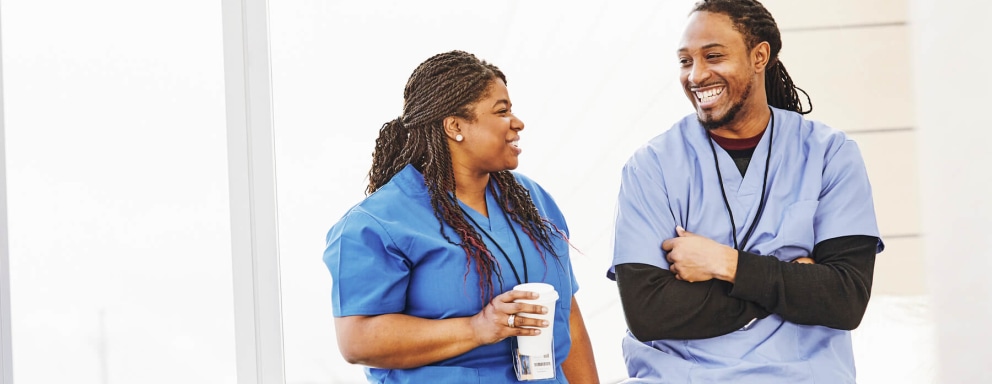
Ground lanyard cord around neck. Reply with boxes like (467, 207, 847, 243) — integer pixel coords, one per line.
(707, 107, 775, 251)
(456, 196, 529, 286)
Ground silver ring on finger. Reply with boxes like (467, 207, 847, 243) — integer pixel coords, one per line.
(507, 314, 516, 328)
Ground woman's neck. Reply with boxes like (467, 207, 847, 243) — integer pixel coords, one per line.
(453, 169, 490, 217)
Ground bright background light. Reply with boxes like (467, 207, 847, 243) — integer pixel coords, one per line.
(2, 1, 939, 383)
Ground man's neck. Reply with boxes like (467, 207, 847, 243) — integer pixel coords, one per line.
(708, 104, 771, 139)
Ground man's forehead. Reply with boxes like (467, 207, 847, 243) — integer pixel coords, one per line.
(679, 12, 745, 51)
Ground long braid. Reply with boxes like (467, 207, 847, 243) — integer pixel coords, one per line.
(490, 172, 564, 263)
(765, 60, 812, 114)
(365, 51, 563, 304)
(693, 0, 812, 114)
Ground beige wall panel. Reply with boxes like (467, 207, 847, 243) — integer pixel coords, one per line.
(850, 130, 921, 237)
(762, 0, 907, 30)
(872, 237, 926, 295)
(779, 26, 914, 132)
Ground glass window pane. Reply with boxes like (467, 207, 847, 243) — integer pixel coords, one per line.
(2, 1, 236, 383)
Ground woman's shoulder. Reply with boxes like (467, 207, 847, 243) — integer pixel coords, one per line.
(510, 171, 541, 192)
(330, 170, 432, 235)
(509, 171, 558, 204)
(508, 171, 568, 228)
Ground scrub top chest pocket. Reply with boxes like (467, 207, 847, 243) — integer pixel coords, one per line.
(773, 200, 819, 261)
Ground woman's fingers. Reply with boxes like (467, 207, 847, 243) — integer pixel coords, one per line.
(473, 289, 554, 345)
(511, 314, 550, 330)
(496, 289, 539, 303)
(493, 291, 549, 319)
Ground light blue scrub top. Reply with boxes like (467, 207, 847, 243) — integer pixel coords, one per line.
(610, 107, 883, 383)
(325, 164, 578, 384)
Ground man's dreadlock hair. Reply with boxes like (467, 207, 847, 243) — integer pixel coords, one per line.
(366, 50, 563, 304)
(693, 0, 813, 114)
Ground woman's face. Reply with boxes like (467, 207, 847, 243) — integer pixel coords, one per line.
(450, 79, 525, 175)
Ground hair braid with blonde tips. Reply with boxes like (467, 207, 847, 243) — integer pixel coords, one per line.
(365, 51, 563, 304)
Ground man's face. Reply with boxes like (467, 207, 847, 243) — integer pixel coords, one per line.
(677, 11, 758, 130)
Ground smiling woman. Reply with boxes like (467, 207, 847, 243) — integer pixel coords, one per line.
(323, 50, 598, 383)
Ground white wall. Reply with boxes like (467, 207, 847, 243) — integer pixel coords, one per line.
(911, 0, 992, 382)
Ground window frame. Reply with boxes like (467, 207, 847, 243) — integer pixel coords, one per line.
(222, 0, 286, 383)
(0, 6, 13, 382)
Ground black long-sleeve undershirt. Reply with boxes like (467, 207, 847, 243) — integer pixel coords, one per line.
(615, 235, 877, 342)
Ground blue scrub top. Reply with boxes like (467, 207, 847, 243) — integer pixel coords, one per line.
(325, 164, 578, 383)
(611, 107, 883, 383)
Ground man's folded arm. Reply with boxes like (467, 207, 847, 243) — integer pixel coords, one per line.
(616, 262, 771, 341)
(729, 235, 878, 330)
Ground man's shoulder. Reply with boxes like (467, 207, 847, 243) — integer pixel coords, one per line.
(775, 108, 854, 150)
(628, 114, 699, 162)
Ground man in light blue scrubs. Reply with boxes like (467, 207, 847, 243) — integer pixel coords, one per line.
(609, 1, 884, 383)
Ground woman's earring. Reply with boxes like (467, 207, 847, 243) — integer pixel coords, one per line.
(455, 134, 463, 142)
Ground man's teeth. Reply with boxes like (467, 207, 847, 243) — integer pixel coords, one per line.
(511, 140, 519, 147)
(695, 88, 724, 102)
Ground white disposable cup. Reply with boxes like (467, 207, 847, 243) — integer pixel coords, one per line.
(512, 282, 559, 356)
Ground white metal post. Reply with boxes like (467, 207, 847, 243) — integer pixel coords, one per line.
(221, 0, 286, 383)
(0, 4, 13, 382)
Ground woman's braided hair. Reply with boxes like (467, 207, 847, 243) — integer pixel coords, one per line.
(693, 0, 813, 114)
(367, 50, 563, 304)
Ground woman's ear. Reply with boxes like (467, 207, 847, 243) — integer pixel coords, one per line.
(443, 116, 462, 141)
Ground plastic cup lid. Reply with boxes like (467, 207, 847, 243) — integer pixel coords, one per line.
(513, 282, 559, 300)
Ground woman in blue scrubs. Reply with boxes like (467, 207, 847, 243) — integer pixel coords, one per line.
(324, 51, 599, 383)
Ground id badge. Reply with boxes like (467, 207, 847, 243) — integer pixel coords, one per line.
(511, 336, 556, 381)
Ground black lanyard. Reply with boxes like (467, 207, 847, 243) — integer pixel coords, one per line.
(457, 199, 529, 286)
(707, 107, 774, 251)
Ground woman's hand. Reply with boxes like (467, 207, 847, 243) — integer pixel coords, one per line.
(334, 289, 553, 369)
(471, 289, 550, 345)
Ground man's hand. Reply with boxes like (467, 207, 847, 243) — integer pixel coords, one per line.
(661, 226, 739, 283)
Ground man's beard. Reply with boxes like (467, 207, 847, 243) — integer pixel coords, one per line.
(698, 80, 753, 130)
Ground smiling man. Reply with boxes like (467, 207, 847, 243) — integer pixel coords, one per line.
(607, 1, 884, 383)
